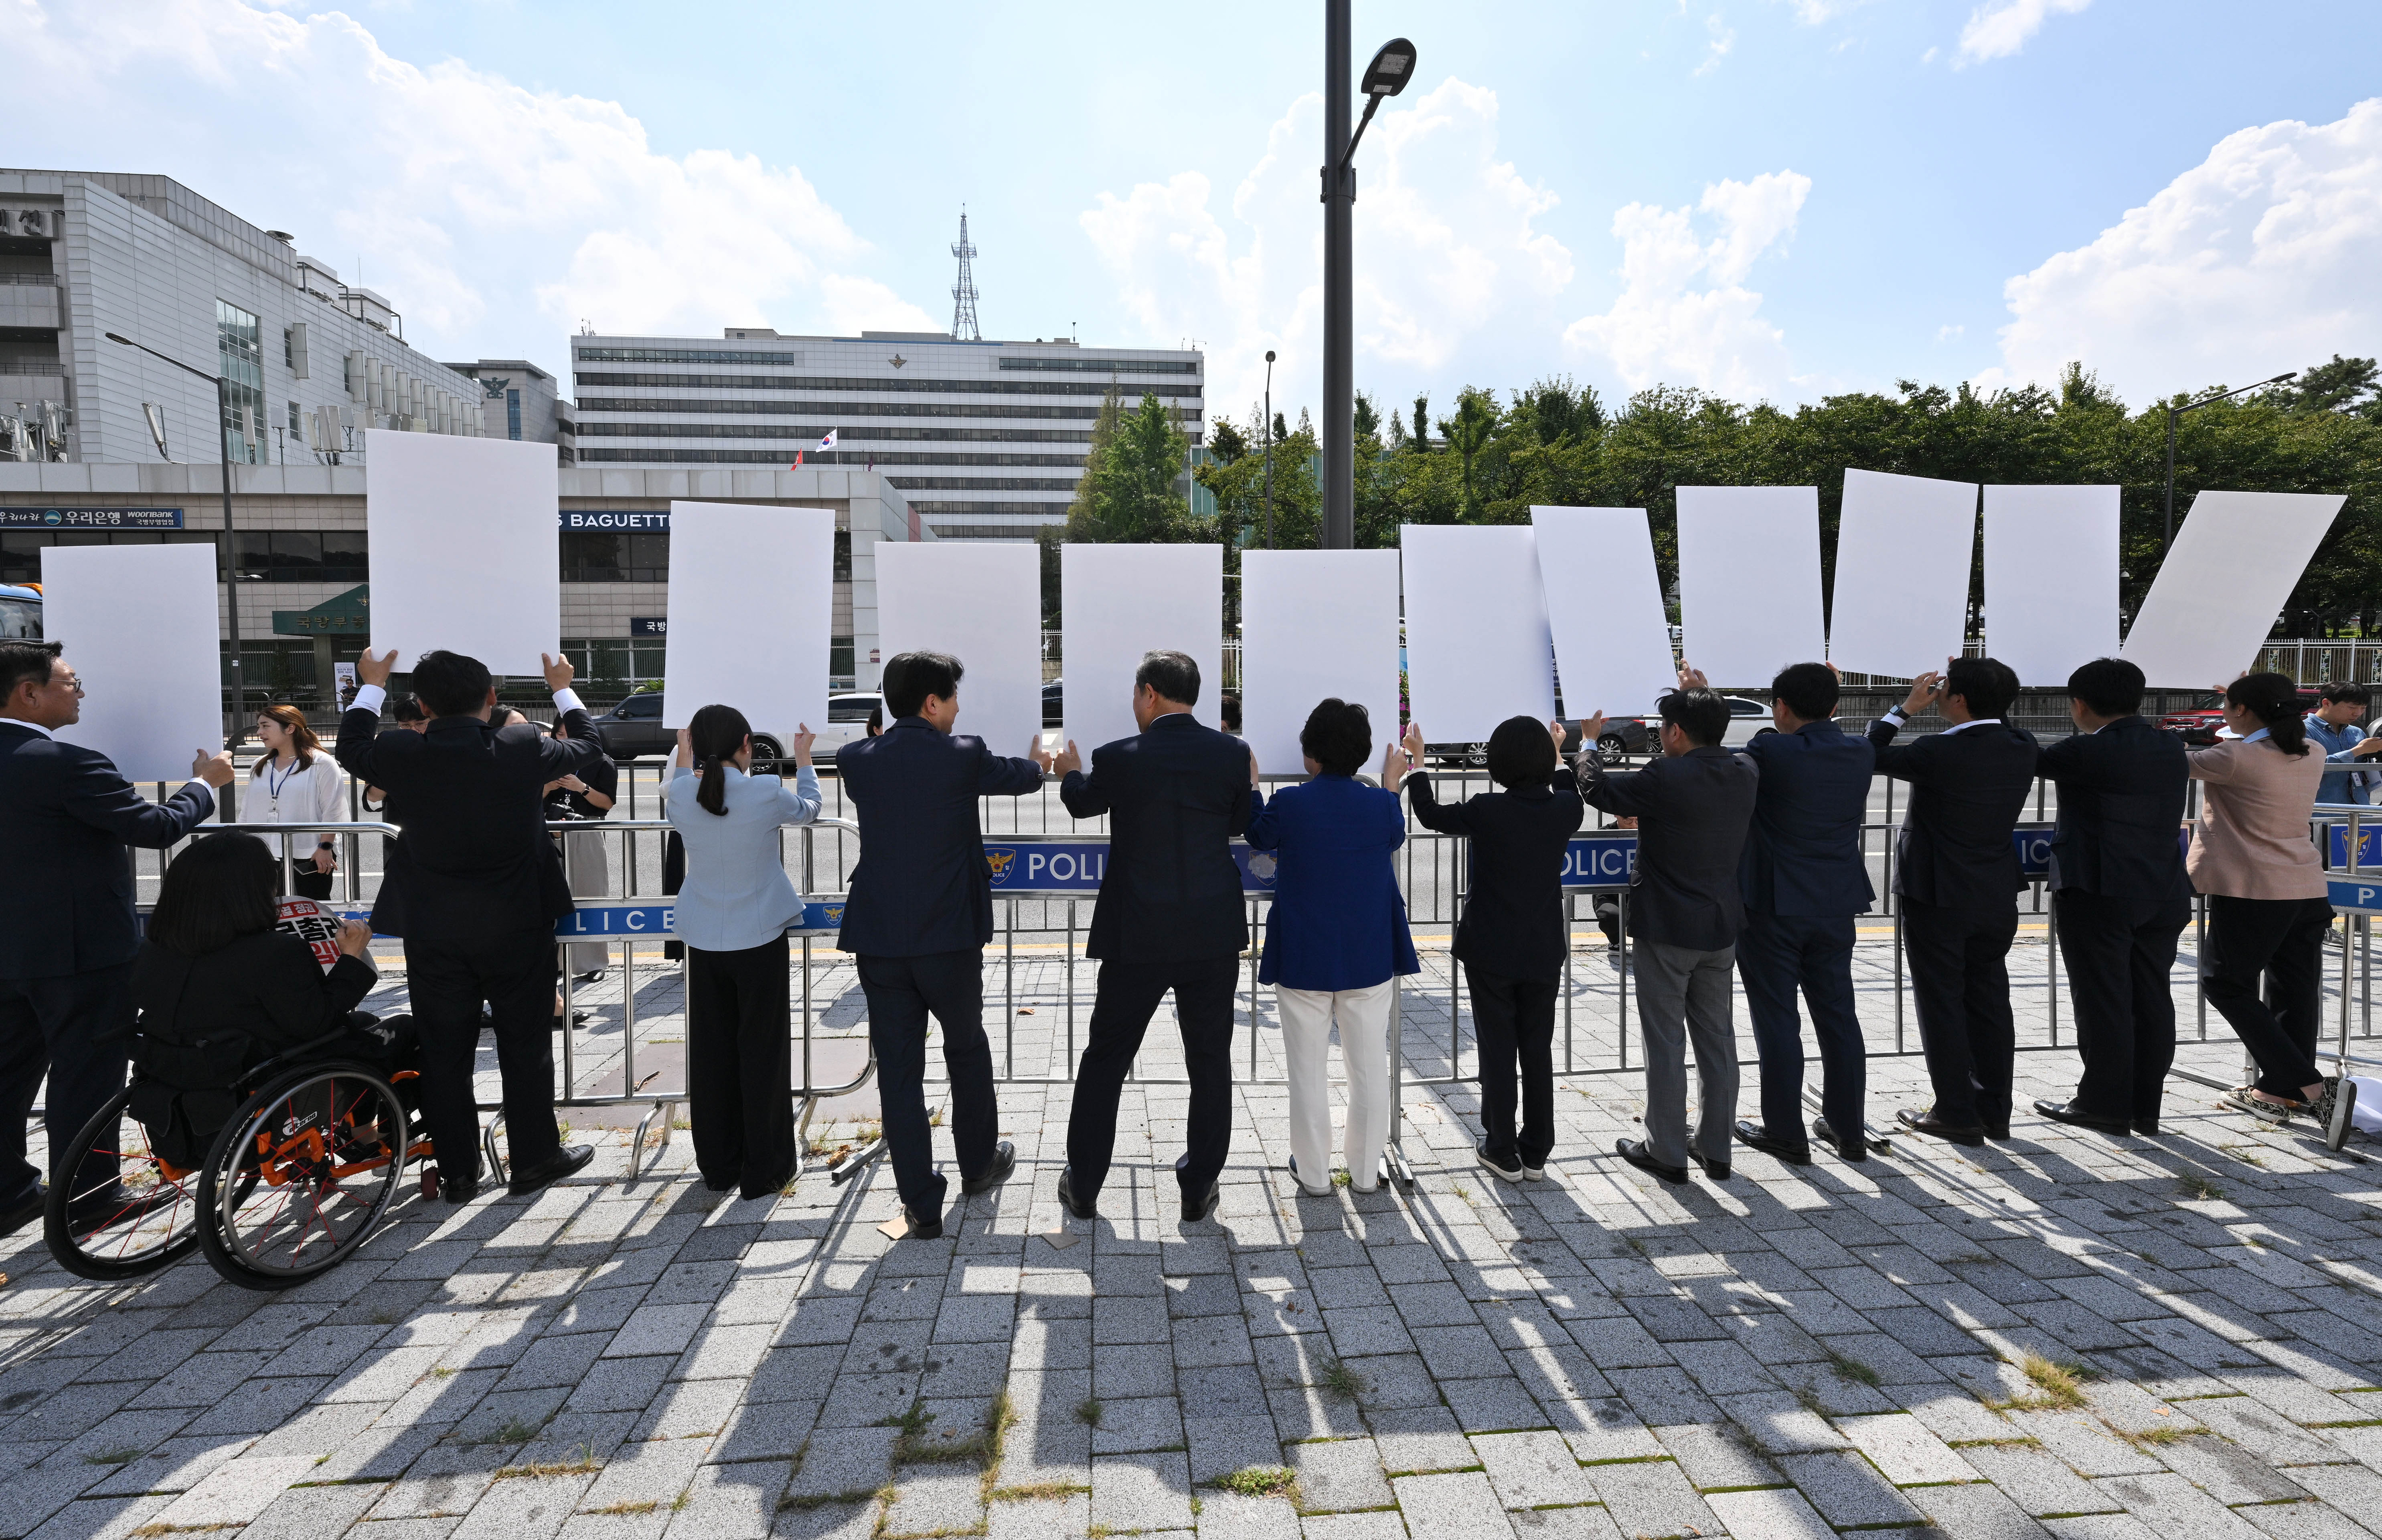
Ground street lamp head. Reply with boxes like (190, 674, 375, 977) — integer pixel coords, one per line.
(1361, 39, 1417, 98)
(104, 332, 132, 347)
(2270, 371, 2299, 385)
(1265, 350, 1276, 364)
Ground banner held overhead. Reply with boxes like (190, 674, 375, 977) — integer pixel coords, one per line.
(1675, 485, 1825, 688)
(1240, 549, 1404, 776)
(1060, 544, 1223, 756)
(2122, 490, 2345, 687)
(43, 542, 223, 781)
(1401, 524, 1555, 744)
(1982, 485, 2119, 688)
(1532, 506, 1680, 723)
(366, 431, 559, 675)
(1828, 469, 1978, 677)
(660, 502, 834, 739)
(875, 541, 1046, 758)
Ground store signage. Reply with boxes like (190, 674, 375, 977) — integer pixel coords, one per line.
(560, 510, 670, 532)
(1, 507, 184, 529)
(630, 617, 668, 637)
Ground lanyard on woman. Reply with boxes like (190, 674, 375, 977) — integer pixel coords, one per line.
(264, 756, 301, 812)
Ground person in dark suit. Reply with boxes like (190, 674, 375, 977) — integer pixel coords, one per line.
(336, 647, 602, 1201)
(0, 640, 231, 1231)
(837, 650, 1050, 1237)
(1867, 656, 2040, 1145)
(2033, 656, 2192, 1135)
(1403, 714, 1579, 1183)
(1053, 649, 1254, 1223)
(1685, 661, 1876, 1165)
(1575, 689, 1760, 1183)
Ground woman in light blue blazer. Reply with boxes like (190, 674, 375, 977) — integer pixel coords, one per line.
(666, 703, 822, 1197)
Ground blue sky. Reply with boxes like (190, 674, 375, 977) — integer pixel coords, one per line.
(18, 1, 2382, 429)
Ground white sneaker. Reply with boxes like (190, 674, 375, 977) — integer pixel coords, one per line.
(1286, 1155, 1333, 1197)
(1477, 1148, 1524, 1182)
(1521, 1162, 1548, 1181)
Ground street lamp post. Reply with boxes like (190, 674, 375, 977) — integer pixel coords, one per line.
(2164, 370, 2297, 552)
(1263, 350, 1276, 550)
(106, 331, 242, 755)
(1320, 9, 1415, 550)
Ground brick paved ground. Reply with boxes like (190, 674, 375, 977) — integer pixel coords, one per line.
(1, 944, 2378, 1540)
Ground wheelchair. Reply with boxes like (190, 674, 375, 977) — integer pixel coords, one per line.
(43, 1031, 436, 1291)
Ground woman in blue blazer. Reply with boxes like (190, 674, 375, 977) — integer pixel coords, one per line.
(666, 704, 822, 1198)
(1245, 699, 1417, 1194)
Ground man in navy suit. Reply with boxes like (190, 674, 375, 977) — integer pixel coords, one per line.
(0, 640, 230, 1230)
(1707, 660, 1878, 1165)
(837, 650, 1050, 1237)
(1055, 650, 1254, 1223)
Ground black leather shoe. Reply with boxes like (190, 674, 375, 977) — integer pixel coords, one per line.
(506, 1144, 593, 1196)
(2131, 1118, 2161, 1136)
(1895, 1108, 1986, 1147)
(441, 1173, 480, 1204)
(1056, 1165, 1096, 1220)
(1182, 1179, 1222, 1223)
(1616, 1138, 1689, 1183)
(1690, 1146, 1731, 1181)
(1984, 1120, 2012, 1141)
(1812, 1118, 1867, 1161)
(961, 1140, 1016, 1196)
(1732, 1120, 1812, 1164)
(900, 1204, 944, 1240)
(0, 1184, 42, 1237)
(2033, 1099, 2131, 1136)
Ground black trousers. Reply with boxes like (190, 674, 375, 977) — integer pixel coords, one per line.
(687, 937, 794, 1198)
(2202, 894, 2332, 1096)
(1466, 963, 1558, 1168)
(0, 962, 136, 1201)
(856, 949, 999, 1217)
(276, 863, 336, 900)
(1736, 909, 1864, 1145)
(403, 930, 562, 1184)
(1066, 955, 1240, 1204)
(2053, 890, 2191, 1123)
(1901, 898, 2019, 1129)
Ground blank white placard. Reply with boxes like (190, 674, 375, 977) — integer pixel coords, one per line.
(1827, 469, 1978, 676)
(45, 543, 223, 783)
(1531, 506, 1679, 721)
(661, 502, 834, 737)
(2122, 490, 2344, 687)
(1401, 525, 1555, 743)
(1061, 544, 1223, 755)
(1983, 485, 2119, 687)
(1240, 550, 1404, 775)
(875, 541, 1045, 758)
(366, 430, 559, 674)
(1676, 486, 1825, 687)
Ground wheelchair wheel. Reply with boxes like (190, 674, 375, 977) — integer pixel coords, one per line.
(197, 1062, 410, 1291)
(42, 1089, 203, 1281)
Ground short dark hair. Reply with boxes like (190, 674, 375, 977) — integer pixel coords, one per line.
(1944, 656, 2019, 722)
(2067, 656, 2144, 717)
(1220, 693, 1242, 732)
(1136, 650, 1200, 708)
(1486, 714, 1557, 789)
(148, 835, 278, 958)
(1660, 688, 1729, 747)
(884, 650, 964, 718)
(2322, 683, 2371, 706)
(1771, 661, 1838, 721)
(412, 650, 494, 718)
(0, 639, 61, 707)
(391, 693, 426, 724)
(1298, 699, 1371, 777)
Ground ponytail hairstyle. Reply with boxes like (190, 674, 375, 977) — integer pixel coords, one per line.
(689, 703, 752, 815)
(2226, 671, 2311, 757)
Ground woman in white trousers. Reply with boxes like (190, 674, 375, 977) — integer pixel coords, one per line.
(1243, 699, 1419, 1193)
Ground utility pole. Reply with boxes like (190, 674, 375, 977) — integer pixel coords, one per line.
(1263, 351, 1276, 550)
(1320, 1, 1352, 549)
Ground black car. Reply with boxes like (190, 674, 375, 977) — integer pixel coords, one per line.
(1043, 678, 1064, 728)
(1427, 715, 1651, 768)
(591, 691, 791, 771)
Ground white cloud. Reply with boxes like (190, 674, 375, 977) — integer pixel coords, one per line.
(8, 0, 937, 358)
(1978, 99, 2382, 403)
(1078, 78, 1573, 422)
(1937, 324, 1965, 342)
(1956, 0, 2090, 66)
(1562, 170, 1812, 399)
(1695, 14, 1737, 75)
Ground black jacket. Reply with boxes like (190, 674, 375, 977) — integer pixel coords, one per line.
(1738, 719, 1877, 916)
(130, 931, 378, 1066)
(1577, 746, 1760, 952)
(2035, 716, 2191, 899)
(1059, 713, 1253, 962)
(0, 723, 215, 980)
(1407, 768, 1584, 983)
(836, 718, 1046, 957)
(335, 704, 602, 940)
(1868, 716, 2041, 909)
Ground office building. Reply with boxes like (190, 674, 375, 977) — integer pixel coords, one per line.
(444, 358, 576, 464)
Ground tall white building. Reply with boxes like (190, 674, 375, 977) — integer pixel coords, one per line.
(570, 329, 1204, 540)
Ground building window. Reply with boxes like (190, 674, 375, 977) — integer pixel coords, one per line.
(287, 400, 303, 436)
(223, 531, 369, 583)
(562, 638, 667, 685)
(830, 635, 855, 685)
(2, 529, 213, 585)
(833, 529, 852, 582)
(560, 531, 669, 583)
(507, 388, 522, 440)
(216, 300, 266, 466)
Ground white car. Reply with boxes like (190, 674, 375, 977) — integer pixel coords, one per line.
(815, 691, 884, 766)
(1649, 691, 1772, 747)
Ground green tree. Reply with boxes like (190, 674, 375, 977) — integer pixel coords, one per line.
(1436, 388, 1500, 520)
(1065, 391, 1198, 543)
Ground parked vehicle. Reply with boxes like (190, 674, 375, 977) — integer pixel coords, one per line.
(1042, 678, 1064, 728)
(0, 582, 40, 640)
(2156, 688, 2318, 745)
(590, 690, 811, 774)
(816, 693, 884, 765)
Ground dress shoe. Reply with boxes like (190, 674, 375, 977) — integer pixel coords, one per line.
(1895, 1108, 1985, 1147)
(1056, 1165, 1096, 1220)
(1984, 1121, 2012, 1141)
(1181, 1179, 1222, 1223)
(900, 1204, 944, 1240)
(1286, 1155, 1332, 1197)
(0, 1184, 43, 1237)
(1477, 1147, 1525, 1183)
(1690, 1146, 1731, 1181)
(1812, 1118, 1867, 1161)
(2032, 1099, 2131, 1136)
(573, 969, 606, 984)
(441, 1173, 481, 1204)
(1615, 1137, 1689, 1183)
(2131, 1118, 2161, 1137)
(551, 1011, 590, 1031)
(506, 1144, 593, 1196)
(961, 1140, 1016, 1196)
(1732, 1119, 1812, 1164)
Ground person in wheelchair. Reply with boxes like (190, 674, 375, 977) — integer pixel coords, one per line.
(127, 836, 404, 1170)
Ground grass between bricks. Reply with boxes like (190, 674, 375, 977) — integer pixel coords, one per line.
(1827, 1351, 1882, 1388)
(1983, 1352, 2093, 1413)
(1075, 1398, 1104, 1427)
(81, 1447, 143, 1466)
(495, 1445, 603, 1480)
(130, 1527, 242, 1538)
(987, 1483, 1090, 1503)
(1321, 1359, 1368, 1401)
(1211, 1467, 1298, 1501)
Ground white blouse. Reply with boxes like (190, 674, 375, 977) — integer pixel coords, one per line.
(238, 753, 350, 861)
